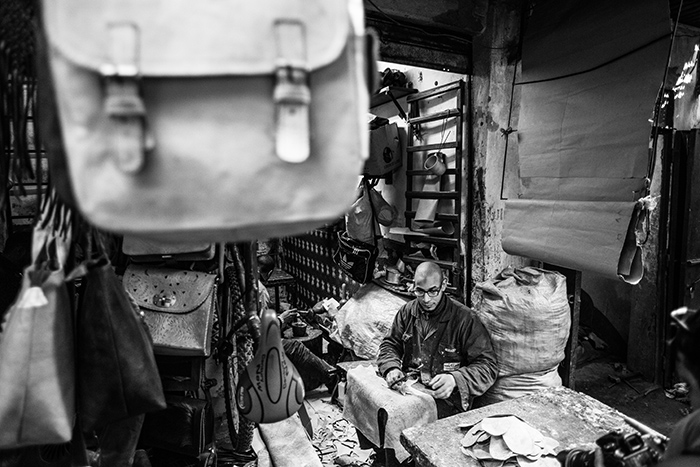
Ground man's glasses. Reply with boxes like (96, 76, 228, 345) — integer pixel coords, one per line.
(413, 287, 441, 298)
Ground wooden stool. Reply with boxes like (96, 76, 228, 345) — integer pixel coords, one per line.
(264, 268, 296, 311)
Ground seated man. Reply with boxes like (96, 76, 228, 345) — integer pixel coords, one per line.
(258, 281, 339, 394)
(278, 308, 339, 393)
(377, 261, 498, 418)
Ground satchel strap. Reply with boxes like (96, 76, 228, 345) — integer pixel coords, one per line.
(273, 20, 310, 163)
(102, 23, 147, 173)
(123, 265, 217, 314)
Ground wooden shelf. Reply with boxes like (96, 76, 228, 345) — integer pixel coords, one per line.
(406, 168, 459, 177)
(403, 235, 458, 247)
(408, 108, 461, 125)
(407, 141, 459, 153)
(403, 255, 460, 270)
(405, 190, 459, 200)
(370, 86, 418, 109)
(405, 211, 459, 222)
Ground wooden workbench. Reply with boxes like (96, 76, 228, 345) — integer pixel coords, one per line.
(400, 386, 630, 467)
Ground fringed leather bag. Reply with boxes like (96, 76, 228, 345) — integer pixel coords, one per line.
(76, 254, 166, 433)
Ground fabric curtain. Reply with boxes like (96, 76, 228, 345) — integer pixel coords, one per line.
(502, 0, 670, 284)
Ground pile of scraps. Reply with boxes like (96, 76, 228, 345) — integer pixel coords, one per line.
(459, 415, 560, 466)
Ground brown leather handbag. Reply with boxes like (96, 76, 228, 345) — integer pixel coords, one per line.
(123, 264, 217, 357)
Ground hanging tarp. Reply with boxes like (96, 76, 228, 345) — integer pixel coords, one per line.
(503, 0, 670, 284)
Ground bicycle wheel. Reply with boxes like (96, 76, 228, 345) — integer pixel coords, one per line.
(218, 245, 257, 466)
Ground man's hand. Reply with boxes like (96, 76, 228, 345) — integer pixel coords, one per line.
(278, 310, 298, 328)
(428, 373, 456, 399)
(385, 368, 405, 388)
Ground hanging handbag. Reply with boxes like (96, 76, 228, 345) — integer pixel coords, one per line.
(332, 231, 379, 284)
(0, 196, 75, 448)
(334, 178, 379, 284)
(76, 253, 167, 433)
(122, 236, 215, 263)
(40, 0, 370, 243)
(0, 263, 75, 448)
(123, 264, 217, 356)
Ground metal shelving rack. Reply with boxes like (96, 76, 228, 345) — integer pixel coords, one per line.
(402, 79, 465, 298)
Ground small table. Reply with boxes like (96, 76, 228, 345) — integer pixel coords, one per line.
(400, 386, 630, 467)
(283, 326, 323, 357)
(264, 268, 296, 311)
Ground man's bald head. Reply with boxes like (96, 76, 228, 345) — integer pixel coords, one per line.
(412, 262, 446, 311)
(414, 261, 443, 283)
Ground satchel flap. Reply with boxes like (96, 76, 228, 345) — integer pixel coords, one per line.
(43, 0, 354, 76)
(123, 265, 216, 314)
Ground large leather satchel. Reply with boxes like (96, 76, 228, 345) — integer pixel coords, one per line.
(123, 265, 217, 356)
(40, 0, 369, 242)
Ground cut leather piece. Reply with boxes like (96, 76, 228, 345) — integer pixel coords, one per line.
(123, 265, 217, 356)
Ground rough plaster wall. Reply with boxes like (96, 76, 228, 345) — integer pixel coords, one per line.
(469, 0, 529, 304)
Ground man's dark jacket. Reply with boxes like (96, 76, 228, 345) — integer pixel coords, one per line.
(377, 295, 498, 413)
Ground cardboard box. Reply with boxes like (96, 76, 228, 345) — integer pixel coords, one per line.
(364, 123, 402, 177)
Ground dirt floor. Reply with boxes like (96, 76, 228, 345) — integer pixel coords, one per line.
(574, 354, 691, 437)
(290, 340, 695, 467)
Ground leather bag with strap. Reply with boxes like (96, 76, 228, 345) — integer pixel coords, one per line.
(40, 0, 370, 243)
(123, 264, 217, 357)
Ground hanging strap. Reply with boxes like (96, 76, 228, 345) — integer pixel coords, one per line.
(364, 177, 379, 247)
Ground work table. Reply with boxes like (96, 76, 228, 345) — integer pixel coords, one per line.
(400, 386, 630, 467)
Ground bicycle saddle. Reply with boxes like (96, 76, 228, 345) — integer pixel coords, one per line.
(236, 307, 305, 423)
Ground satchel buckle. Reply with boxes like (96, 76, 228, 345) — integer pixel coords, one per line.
(101, 22, 149, 174)
(153, 293, 176, 308)
(273, 20, 310, 164)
